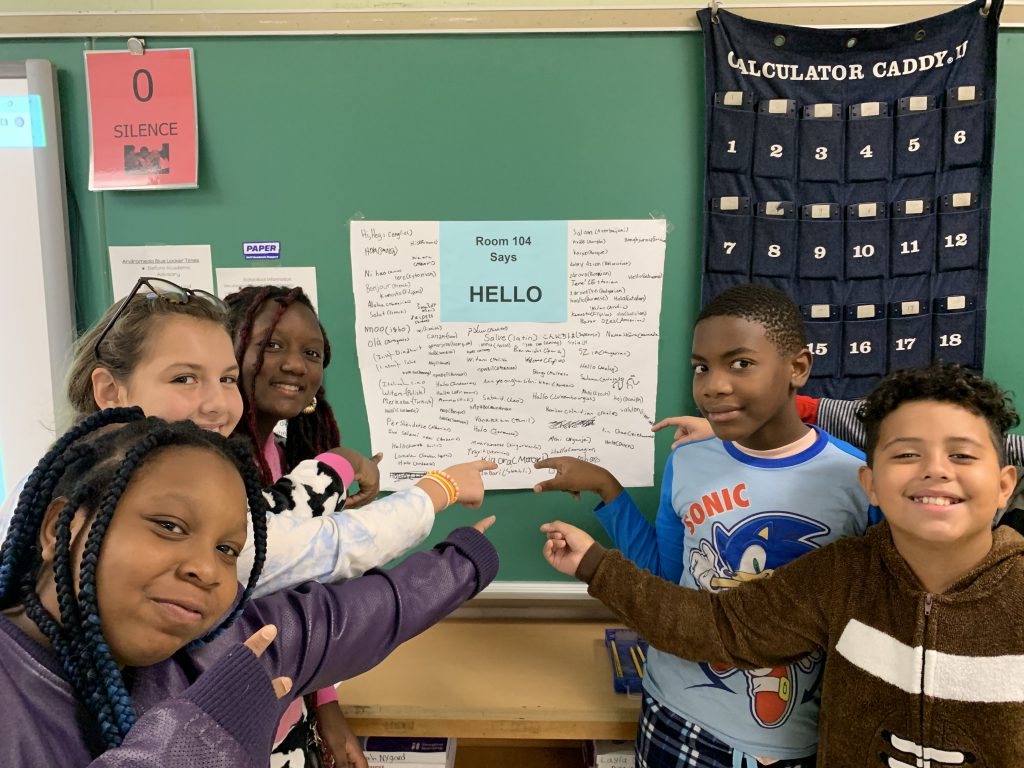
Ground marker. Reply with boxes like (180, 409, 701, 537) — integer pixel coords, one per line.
(611, 641, 624, 678)
(630, 646, 644, 678)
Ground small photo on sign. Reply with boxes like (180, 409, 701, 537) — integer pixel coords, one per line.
(124, 143, 169, 175)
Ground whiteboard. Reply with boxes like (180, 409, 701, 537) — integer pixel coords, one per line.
(0, 60, 74, 499)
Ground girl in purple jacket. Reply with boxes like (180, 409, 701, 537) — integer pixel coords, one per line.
(0, 409, 498, 767)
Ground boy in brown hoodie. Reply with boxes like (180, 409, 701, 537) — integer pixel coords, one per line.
(543, 362, 1023, 766)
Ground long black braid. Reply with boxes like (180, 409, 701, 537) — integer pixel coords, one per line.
(0, 408, 269, 755)
(223, 285, 341, 485)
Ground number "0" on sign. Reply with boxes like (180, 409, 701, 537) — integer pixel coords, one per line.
(133, 69, 154, 102)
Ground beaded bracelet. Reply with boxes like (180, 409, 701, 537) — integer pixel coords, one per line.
(422, 471, 457, 507)
(432, 469, 460, 504)
(419, 473, 460, 507)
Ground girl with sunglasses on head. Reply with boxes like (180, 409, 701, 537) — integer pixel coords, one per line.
(0, 409, 499, 767)
(1, 277, 495, 605)
(61, 278, 451, 596)
(0, 279, 241, 544)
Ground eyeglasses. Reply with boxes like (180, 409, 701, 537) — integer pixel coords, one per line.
(94, 277, 227, 362)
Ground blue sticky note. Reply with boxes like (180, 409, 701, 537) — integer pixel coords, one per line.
(440, 221, 567, 322)
(0, 95, 46, 148)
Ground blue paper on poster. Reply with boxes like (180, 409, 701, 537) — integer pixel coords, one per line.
(439, 221, 568, 322)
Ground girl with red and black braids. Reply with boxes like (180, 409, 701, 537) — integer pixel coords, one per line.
(225, 285, 380, 504)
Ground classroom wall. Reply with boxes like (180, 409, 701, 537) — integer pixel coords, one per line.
(1, 28, 1021, 581)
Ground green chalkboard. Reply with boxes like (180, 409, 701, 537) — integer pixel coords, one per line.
(1, 30, 1021, 582)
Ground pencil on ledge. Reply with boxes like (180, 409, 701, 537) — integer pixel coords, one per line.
(611, 640, 624, 678)
(636, 644, 646, 664)
(630, 645, 644, 679)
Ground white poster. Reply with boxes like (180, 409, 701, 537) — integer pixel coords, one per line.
(351, 220, 666, 490)
(108, 244, 213, 298)
(215, 266, 319, 311)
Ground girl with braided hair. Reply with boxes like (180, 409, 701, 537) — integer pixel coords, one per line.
(223, 285, 380, 503)
(0, 409, 499, 766)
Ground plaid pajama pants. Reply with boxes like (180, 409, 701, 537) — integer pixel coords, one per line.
(635, 694, 816, 768)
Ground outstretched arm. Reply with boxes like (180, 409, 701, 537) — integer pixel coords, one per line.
(533, 455, 682, 579)
(593, 453, 684, 581)
(542, 521, 831, 669)
(244, 459, 495, 597)
(650, 396, 820, 448)
(87, 523, 497, 767)
(651, 416, 714, 448)
(245, 485, 435, 597)
(227, 522, 499, 697)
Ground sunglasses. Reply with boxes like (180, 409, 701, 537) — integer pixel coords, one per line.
(94, 277, 227, 362)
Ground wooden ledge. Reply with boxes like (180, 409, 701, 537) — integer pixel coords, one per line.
(1, 4, 1022, 38)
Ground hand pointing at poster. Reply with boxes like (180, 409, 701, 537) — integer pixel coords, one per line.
(533, 456, 624, 505)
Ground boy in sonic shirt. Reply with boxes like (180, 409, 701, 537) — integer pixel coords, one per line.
(534, 284, 875, 767)
(543, 361, 1022, 766)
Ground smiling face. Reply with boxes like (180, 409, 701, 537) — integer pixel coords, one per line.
(100, 316, 242, 436)
(87, 446, 248, 666)
(690, 315, 811, 450)
(241, 301, 325, 430)
(859, 400, 1016, 554)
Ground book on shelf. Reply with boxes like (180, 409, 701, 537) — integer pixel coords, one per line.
(361, 736, 455, 768)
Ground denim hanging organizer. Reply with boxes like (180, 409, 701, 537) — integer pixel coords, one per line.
(698, 0, 1001, 397)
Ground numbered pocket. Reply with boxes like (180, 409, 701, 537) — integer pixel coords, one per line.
(797, 204, 843, 279)
(799, 104, 844, 182)
(803, 304, 841, 379)
(753, 100, 797, 179)
(944, 86, 985, 169)
(933, 296, 978, 367)
(888, 302, 932, 370)
(709, 91, 755, 173)
(895, 97, 940, 177)
(752, 202, 797, 277)
(846, 103, 892, 181)
(845, 203, 888, 280)
(842, 304, 887, 377)
(890, 201, 935, 276)
(707, 197, 752, 275)
(937, 193, 981, 272)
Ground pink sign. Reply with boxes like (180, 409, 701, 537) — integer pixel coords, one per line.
(86, 49, 198, 190)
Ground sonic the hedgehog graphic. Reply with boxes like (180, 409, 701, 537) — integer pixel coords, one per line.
(688, 513, 830, 728)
